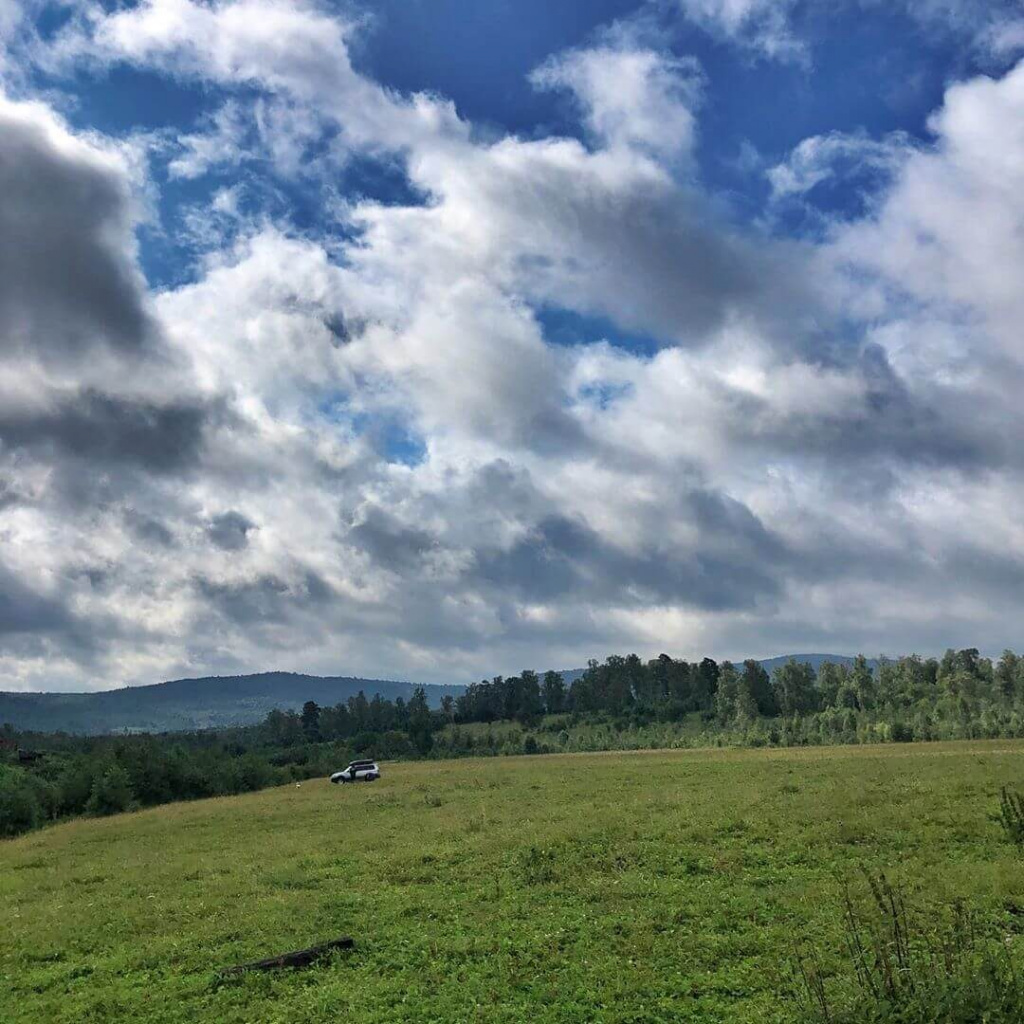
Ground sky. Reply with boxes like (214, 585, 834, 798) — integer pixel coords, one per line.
(2, 0, 1024, 692)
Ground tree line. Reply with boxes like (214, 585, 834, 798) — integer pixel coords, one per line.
(5, 647, 1024, 839)
(452, 648, 1024, 731)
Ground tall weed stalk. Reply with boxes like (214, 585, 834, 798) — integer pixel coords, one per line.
(793, 871, 1021, 1023)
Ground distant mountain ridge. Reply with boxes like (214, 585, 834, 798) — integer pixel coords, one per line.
(755, 653, 882, 674)
(0, 672, 464, 735)
(1, 655, 882, 735)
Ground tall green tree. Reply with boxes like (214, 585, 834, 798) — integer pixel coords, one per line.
(515, 671, 544, 725)
(695, 658, 720, 711)
(542, 671, 567, 714)
(850, 655, 877, 710)
(440, 695, 455, 723)
(741, 660, 776, 716)
(714, 661, 739, 723)
(816, 661, 847, 708)
(643, 655, 673, 707)
(771, 660, 818, 715)
(300, 701, 321, 740)
(734, 677, 759, 723)
(348, 691, 370, 730)
(996, 651, 1021, 700)
(407, 687, 434, 755)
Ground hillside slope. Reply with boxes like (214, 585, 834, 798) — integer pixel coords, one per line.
(3, 742, 1022, 1023)
(0, 672, 464, 734)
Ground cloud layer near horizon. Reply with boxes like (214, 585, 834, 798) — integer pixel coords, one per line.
(2, 1, 1024, 691)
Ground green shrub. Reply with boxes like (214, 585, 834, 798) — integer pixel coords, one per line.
(0, 772, 41, 837)
(86, 763, 135, 817)
(890, 721, 914, 743)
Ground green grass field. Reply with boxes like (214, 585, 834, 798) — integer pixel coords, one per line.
(4, 741, 1024, 1023)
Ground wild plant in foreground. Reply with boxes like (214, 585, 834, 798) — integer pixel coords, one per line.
(793, 871, 1023, 1022)
(998, 785, 1024, 848)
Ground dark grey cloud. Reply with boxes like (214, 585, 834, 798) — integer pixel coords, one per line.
(207, 510, 256, 551)
(0, 561, 74, 638)
(0, 104, 154, 361)
(944, 546, 1024, 602)
(194, 570, 335, 627)
(0, 557, 117, 671)
(587, 198, 804, 344)
(712, 343, 1014, 476)
(195, 574, 289, 622)
(124, 509, 176, 547)
(475, 499, 785, 612)
(345, 463, 791, 616)
(506, 167, 815, 349)
(0, 479, 21, 512)
(346, 507, 437, 571)
(0, 389, 212, 473)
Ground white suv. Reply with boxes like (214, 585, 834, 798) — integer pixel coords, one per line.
(331, 760, 381, 783)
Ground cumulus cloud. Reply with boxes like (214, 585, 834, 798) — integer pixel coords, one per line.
(3, 1, 1024, 691)
(832, 60, 1024, 359)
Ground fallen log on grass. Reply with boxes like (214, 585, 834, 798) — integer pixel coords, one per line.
(222, 937, 354, 975)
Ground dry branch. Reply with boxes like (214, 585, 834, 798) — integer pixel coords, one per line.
(221, 937, 354, 975)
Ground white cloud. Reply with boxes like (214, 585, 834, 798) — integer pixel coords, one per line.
(532, 45, 703, 163)
(766, 130, 913, 200)
(832, 59, 1024, 358)
(50, 0, 467, 157)
(168, 100, 250, 179)
(0, 0, 25, 75)
(986, 18, 1024, 57)
(4, 4, 1024, 691)
(672, 0, 804, 60)
(672, 0, 1024, 63)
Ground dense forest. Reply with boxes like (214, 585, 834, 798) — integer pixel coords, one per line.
(5, 647, 1024, 839)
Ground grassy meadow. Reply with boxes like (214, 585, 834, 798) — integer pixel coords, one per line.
(4, 741, 1024, 1023)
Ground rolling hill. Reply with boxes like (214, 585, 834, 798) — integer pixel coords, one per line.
(0, 672, 464, 735)
(756, 653, 882, 674)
